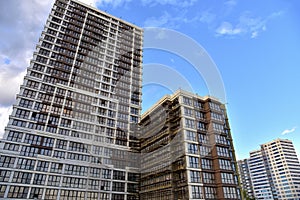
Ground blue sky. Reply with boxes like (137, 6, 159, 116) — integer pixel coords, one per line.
(0, 0, 299, 159)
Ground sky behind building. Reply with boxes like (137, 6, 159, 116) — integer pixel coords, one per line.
(0, 0, 300, 159)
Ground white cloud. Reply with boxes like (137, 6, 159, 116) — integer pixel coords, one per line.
(0, 0, 54, 108)
(144, 10, 216, 29)
(0, 0, 54, 135)
(215, 11, 283, 38)
(281, 127, 297, 135)
(144, 12, 174, 27)
(141, 0, 197, 7)
(79, 0, 132, 8)
(216, 22, 242, 36)
(251, 31, 258, 38)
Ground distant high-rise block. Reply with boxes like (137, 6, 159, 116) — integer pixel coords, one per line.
(248, 139, 300, 200)
(0, 0, 143, 199)
(139, 90, 241, 200)
(237, 159, 255, 199)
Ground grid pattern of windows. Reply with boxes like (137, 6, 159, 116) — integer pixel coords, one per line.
(191, 186, 203, 199)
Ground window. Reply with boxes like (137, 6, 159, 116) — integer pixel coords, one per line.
(215, 134, 227, 145)
(29, 187, 43, 199)
(90, 168, 101, 178)
(197, 122, 206, 131)
(128, 173, 139, 182)
(198, 133, 208, 144)
(203, 172, 215, 184)
(19, 99, 33, 108)
(47, 175, 61, 186)
(15, 109, 29, 119)
(200, 145, 212, 156)
(112, 194, 125, 200)
(36, 161, 49, 172)
(101, 180, 111, 191)
(20, 146, 39, 157)
(213, 123, 224, 133)
(113, 170, 125, 180)
(60, 189, 85, 199)
(53, 151, 65, 158)
(0, 185, 6, 198)
(26, 80, 40, 89)
(189, 156, 199, 168)
(50, 163, 63, 173)
(102, 169, 111, 179)
(0, 170, 11, 182)
(219, 159, 232, 170)
(221, 173, 234, 184)
(17, 158, 35, 170)
(22, 89, 36, 98)
(217, 147, 229, 157)
(33, 173, 46, 185)
(112, 182, 125, 192)
(187, 143, 198, 154)
(65, 164, 88, 176)
(12, 171, 32, 184)
(184, 107, 193, 116)
(223, 187, 237, 199)
(45, 189, 58, 200)
(3, 143, 19, 151)
(209, 102, 221, 111)
(7, 186, 29, 198)
(186, 131, 196, 141)
(201, 159, 212, 169)
(191, 186, 203, 198)
(0, 156, 16, 168)
(185, 119, 195, 128)
(190, 171, 201, 183)
(12, 119, 26, 127)
(205, 187, 216, 199)
(195, 110, 204, 119)
(183, 97, 192, 105)
(56, 139, 67, 149)
(88, 179, 100, 190)
(62, 177, 87, 189)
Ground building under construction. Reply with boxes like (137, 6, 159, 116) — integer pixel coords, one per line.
(139, 90, 241, 200)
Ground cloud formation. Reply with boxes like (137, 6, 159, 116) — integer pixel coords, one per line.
(215, 22, 242, 35)
(141, 0, 197, 7)
(281, 127, 297, 135)
(0, 0, 54, 107)
(215, 11, 283, 38)
(0, 0, 54, 136)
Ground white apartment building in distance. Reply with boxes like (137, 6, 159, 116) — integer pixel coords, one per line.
(248, 139, 300, 200)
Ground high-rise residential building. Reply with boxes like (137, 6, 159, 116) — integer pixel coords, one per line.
(237, 159, 254, 199)
(261, 139, 300, 199)
(0, 0, 143, 199)
(139, 90, 241, 200)
(248, 149, 277, 199)
(248, 139, 300, 200)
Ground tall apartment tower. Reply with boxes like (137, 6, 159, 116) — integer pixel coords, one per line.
(0, 0, 143, 199)
(249, 139, 300, 200)
(248, 150, 277, 199)
(237, 159, 254, 199)
(261, 139, 300, 199)
(139, 90, 241, 200)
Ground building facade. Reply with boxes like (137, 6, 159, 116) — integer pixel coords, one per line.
(0, 0, 143, 199)
(248, 150, 277, 199)
(237, 159, 254, 199)
(261, 139, 300, 199)
(248, 139, 300, 200)
(139, 90, 241, 200)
